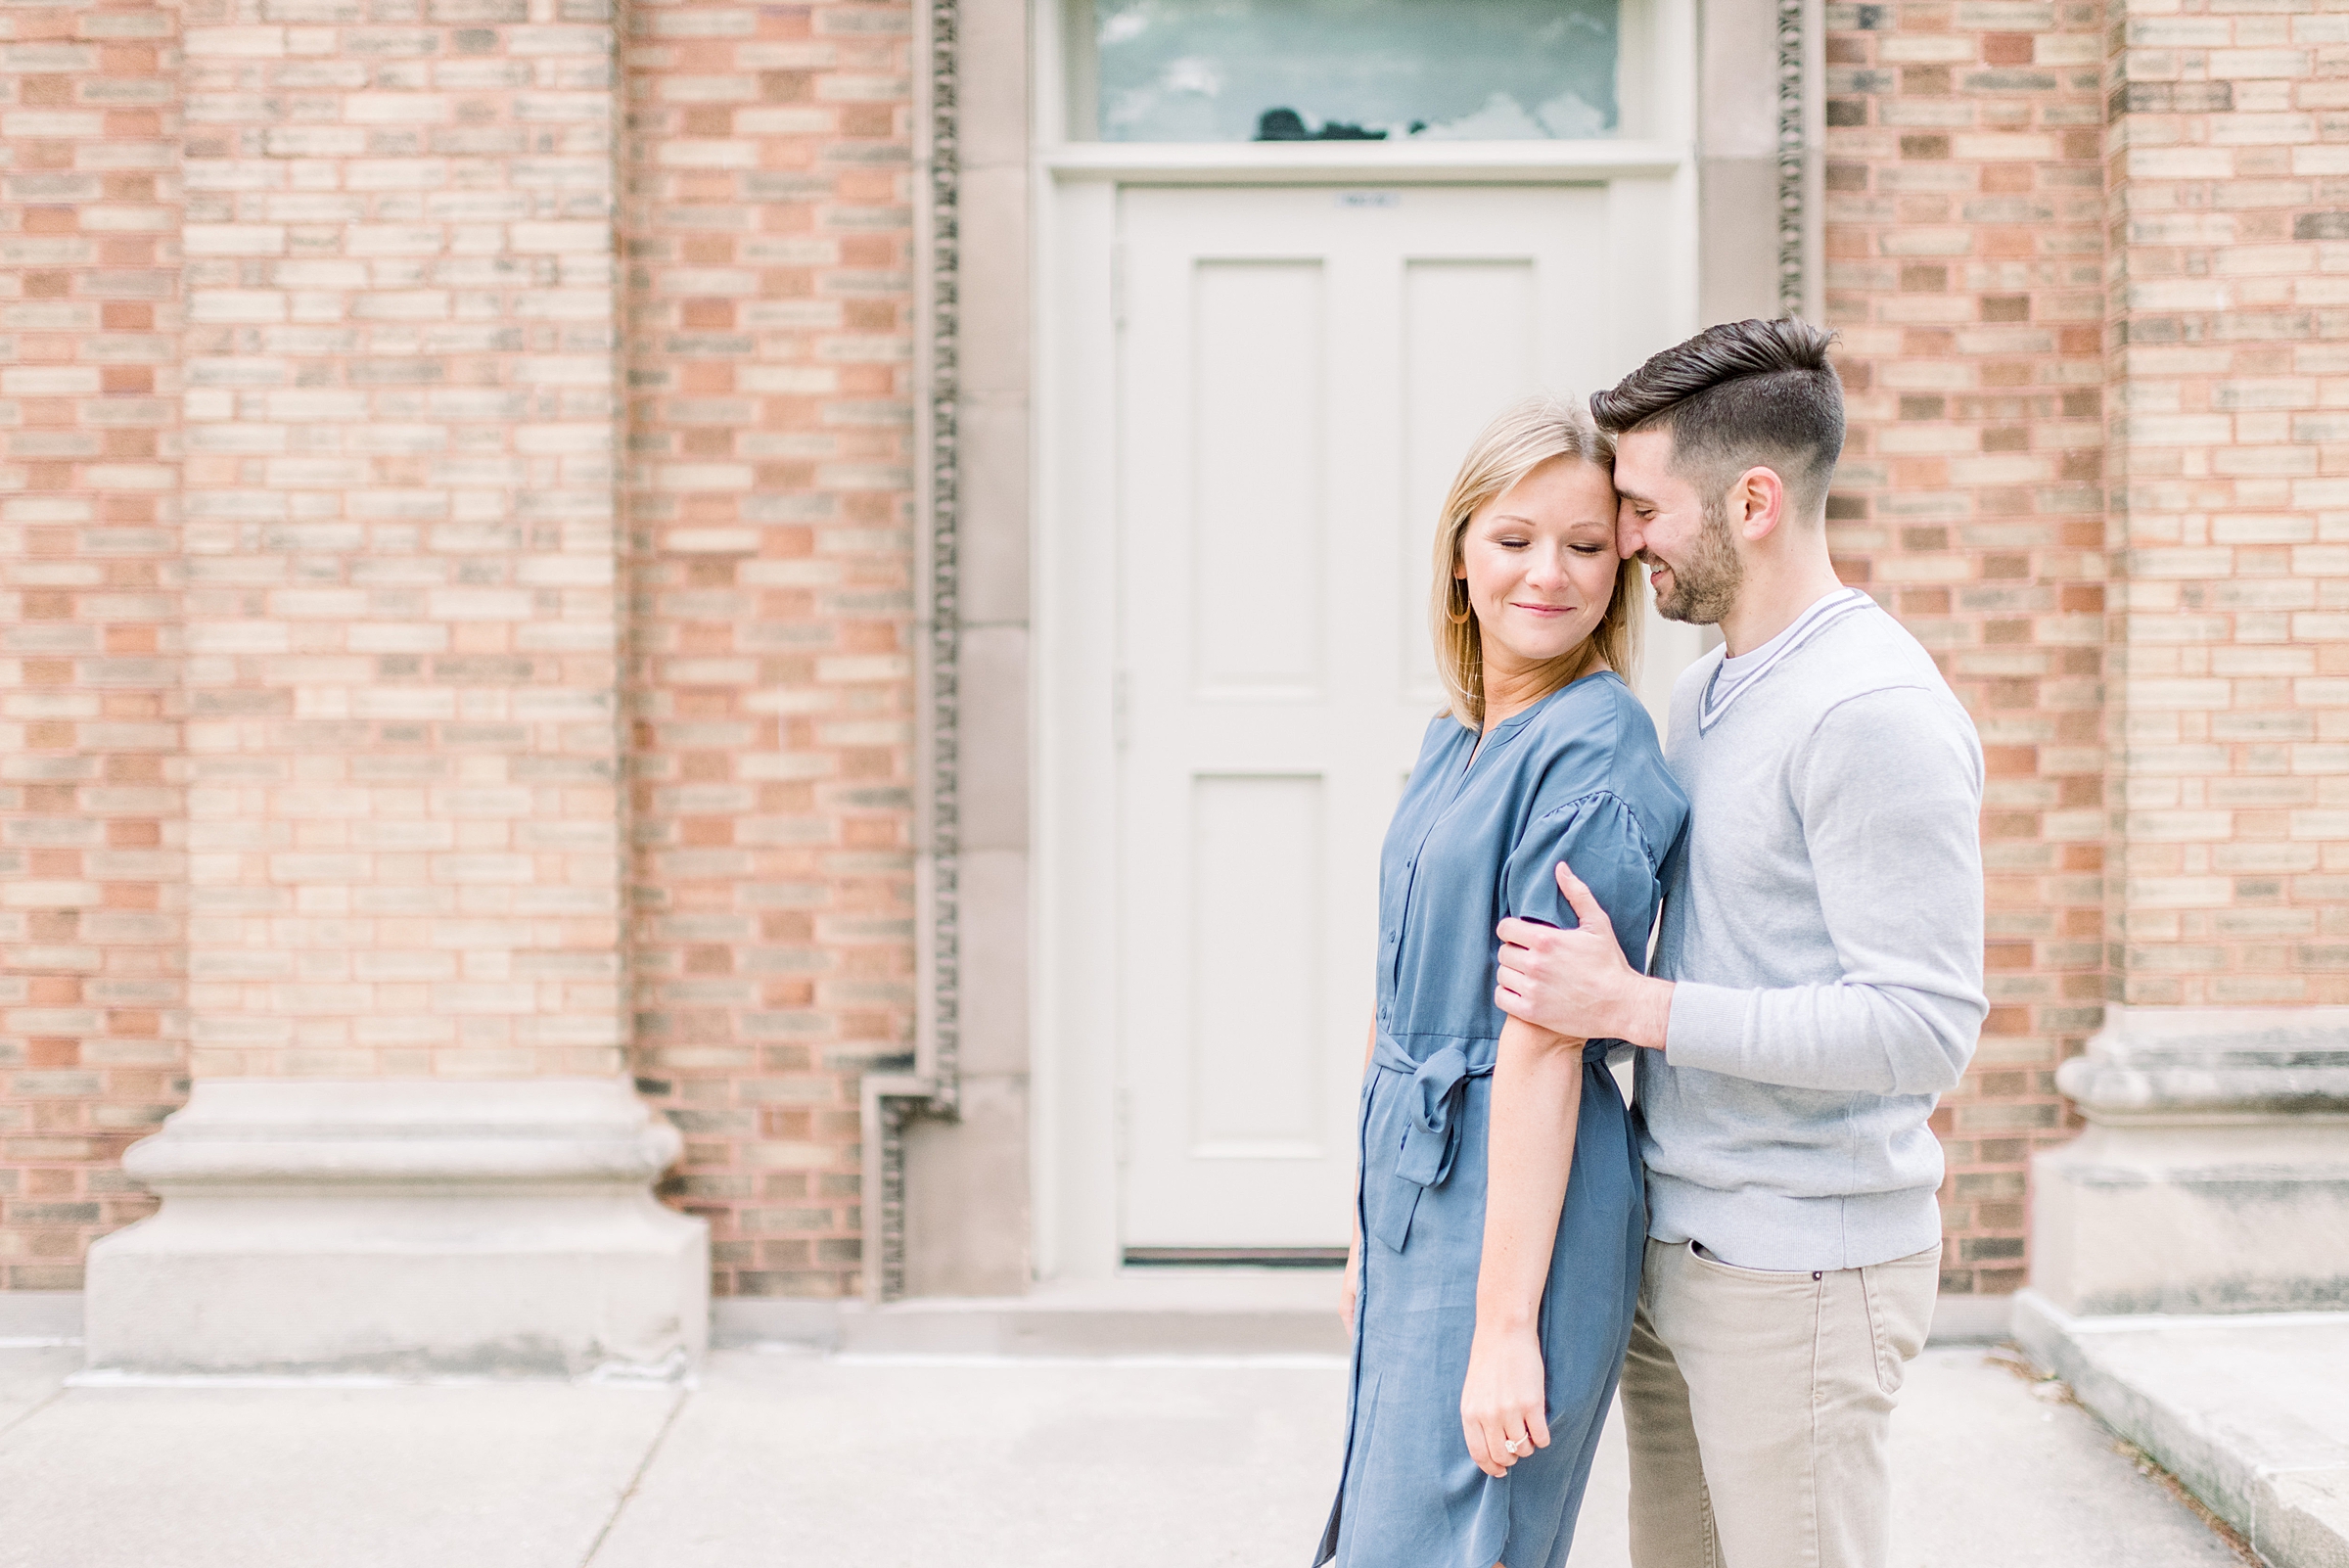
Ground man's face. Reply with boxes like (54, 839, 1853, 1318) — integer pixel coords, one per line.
(1612, 428, 1743, 625)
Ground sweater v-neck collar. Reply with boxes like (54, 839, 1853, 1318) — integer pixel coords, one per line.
(1698, 590, 1873, 734)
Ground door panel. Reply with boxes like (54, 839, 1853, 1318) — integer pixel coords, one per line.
(1192, 260, 1325, 696)
(1188, 773, 1325, 1156)
(1116, 183, 1611, 1250)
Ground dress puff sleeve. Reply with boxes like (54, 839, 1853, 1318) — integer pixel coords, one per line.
(1499, 791, 1667, 1019)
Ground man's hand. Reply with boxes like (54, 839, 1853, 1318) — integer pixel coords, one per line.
(1494, 861, 1676, 1049)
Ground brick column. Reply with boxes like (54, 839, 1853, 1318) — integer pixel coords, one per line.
(0, 0, 186, 1291)
(2100, 0, 2349, 1010)
(2027, 0, 2349, 1323)
(80, 0, 705, 1375)
(176, 0, 625, 1077)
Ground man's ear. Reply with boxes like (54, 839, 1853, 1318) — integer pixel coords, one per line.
(1732, 466, 1788, 543)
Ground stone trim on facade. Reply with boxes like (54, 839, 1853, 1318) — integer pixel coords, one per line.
(1779, 0, 1810, 316)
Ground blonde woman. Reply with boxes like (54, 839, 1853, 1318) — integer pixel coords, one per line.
(1314, 397, 1689, 1568)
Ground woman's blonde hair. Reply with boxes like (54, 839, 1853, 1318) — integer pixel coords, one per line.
(1431, 393, 1642, 727)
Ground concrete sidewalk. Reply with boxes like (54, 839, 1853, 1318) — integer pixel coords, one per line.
(0, 1338, 2251, 1567)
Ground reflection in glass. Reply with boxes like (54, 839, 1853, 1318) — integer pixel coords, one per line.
(1090, 0, 1620, 144)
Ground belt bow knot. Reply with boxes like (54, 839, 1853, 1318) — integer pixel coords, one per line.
(1365, 1036, 1495, 1251)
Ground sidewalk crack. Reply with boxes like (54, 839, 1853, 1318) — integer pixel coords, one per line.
(578, 1385, 691, 1567)
(0, 1383, 73, 1450)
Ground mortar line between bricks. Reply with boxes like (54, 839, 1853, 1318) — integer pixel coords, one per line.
(576, 1385, 692, 1567)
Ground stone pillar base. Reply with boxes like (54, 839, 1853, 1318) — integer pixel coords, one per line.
(85, 1079, 707, 1378)
(2032, 1007, 2349, 1316)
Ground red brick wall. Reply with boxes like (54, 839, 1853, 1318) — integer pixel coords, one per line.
(1823, 0, 2109, 1293)
(622, 0, 916, 1298)
(0, 0, 186, 1289)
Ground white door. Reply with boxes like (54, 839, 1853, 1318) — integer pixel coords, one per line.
(1115, 183, 1634, 1253)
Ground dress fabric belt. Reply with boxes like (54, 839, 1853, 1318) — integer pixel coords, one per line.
(1364, 1033, 1615, 1254)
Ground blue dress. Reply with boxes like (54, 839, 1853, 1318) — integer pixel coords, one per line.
(1315, 670, 1689, 1568)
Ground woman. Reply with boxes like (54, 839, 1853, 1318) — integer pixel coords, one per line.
(1314, 396, 1689, 1568)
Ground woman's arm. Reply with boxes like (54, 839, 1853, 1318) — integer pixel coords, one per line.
(1343, 1012, 1374, 1333)
(1459, 1013, 1584, 1478)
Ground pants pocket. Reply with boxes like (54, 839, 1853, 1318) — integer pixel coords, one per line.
(1861, 1245, 1939, 1397)
(1684, 1239, 1817, 1283)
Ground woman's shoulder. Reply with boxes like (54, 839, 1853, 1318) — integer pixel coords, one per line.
(1518, 674, 1685, 823)
(1518, 670, 1662, 762)
(1417, 706, 1470, 752)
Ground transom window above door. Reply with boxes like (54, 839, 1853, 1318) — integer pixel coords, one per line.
(1064, 0, 1626, 144)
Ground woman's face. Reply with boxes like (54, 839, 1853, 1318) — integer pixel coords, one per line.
(1455, 456, 1619, 679)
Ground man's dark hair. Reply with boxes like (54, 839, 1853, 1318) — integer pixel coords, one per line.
(1589, 318, 1845, 518)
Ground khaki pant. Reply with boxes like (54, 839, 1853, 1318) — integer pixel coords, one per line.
(1622, 1237, 1939, 1568)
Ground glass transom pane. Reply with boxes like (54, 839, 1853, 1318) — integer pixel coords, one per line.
(1091, 0, 1621, 144)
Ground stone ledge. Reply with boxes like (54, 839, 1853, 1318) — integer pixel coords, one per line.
(0, 1291, 82, 1346)
(2016, 1289, 2349, 1568)
(712, 1277, 2014, 1358)
(15, 1279, 2017, 1364)
(718, 1270, 1352, 1358)
(2057, 1005, 2349, 1120)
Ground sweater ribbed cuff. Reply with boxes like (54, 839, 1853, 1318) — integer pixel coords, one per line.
(1661, 981, 1749, 1073)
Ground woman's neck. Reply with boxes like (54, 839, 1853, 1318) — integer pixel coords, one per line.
(1481, 644, 1603, 734)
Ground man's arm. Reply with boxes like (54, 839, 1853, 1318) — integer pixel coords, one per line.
(1496, 689, 1985, 1095)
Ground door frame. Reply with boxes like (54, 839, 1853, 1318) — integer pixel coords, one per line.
(1029, 0, 1707, 1282)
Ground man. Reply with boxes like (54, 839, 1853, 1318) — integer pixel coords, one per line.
(1492, 318, 1987, 1568)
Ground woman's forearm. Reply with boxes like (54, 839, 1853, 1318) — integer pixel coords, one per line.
(1474, 1015, 1584, 1329)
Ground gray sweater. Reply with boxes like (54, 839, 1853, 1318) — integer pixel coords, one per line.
(1635, 591, 1987, 1272)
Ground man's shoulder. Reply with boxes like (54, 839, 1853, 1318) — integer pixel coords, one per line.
(1794, 612, 1984, 790)
(1785, 601, 1962, 715)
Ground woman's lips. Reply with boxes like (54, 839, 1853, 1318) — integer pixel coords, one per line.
(1510, 602, 1576, 616)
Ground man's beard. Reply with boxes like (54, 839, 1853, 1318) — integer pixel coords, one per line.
(1647, 496, 1743, 624)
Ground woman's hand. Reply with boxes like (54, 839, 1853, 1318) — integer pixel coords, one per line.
(1341, 1238, 1360, 1334)
(1460, 1318, 1550, 1478)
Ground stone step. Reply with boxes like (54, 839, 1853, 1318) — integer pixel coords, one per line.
(2018, 1289, 2349, 1568)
